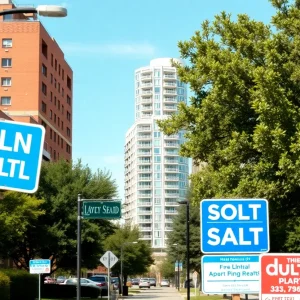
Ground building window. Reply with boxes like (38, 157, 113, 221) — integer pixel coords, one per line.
(53, 150, 56, 160)
(54, 113, 56, 123)
(50, 91, 53, 102)
(51, 54, 53, 66)
(58, 82, 60, 92)
(67, 95, 71, 105)
(50, 129, 53, 139)
(42, 39, 48, 58)
(2, 38, 12, 48)
(62, 88, 64, 97)
(59, 64, 61, 75)
(61, 121, 64, 130)
(58, 100, 60, 110)
(61, 138, 63, 148)
(42, 64, 47, 77)
(55, 59, 57, 71)
(1, 77, 11, 86)
(62, 69, 64, 80)
(50, 73, 53, 84)
(62, 105, 64, 114)
(3, 14, 12, 21)
(41, 101, 47, 113)
(66, 144, 71, 154)
(67, 76, 72, 89)
(50, 109, 53, 119)
(67, 111, 71, 121)
(1, 96, 11, 105)
(2, 58, 11, 67)
(155, 87, 160, 93)
(54, 132, 56, 142)
(54, 78, 57, 88)
(67, 127, 71, 137)
(42, 82, 47, 95)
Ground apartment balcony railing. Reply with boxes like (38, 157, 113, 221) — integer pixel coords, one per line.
(140, 226, 152, 231)
(138, 168, 152, 173)
(165, 168, 179, 172)
(137, 135, 151, 140)
(138, 201, 152, 206)
(163, 82, 177, 87)
(164, 96, 177, 102)
(141, 82, 152, 87)
(138, 219, 152, 224)
(164, 74, 176, 79)
(164, 89, 176, 94)
(141, 74, 152, 80)
(140, 98, 152, 104)
(165, 176, 179, 181)
(137, 126, 151, 131)
(142, 90, 152, 95)
(165, 143, 179, 147)
(140, 234, 152, 239)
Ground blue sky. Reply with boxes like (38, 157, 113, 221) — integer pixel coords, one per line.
(17, 0, 276, 197)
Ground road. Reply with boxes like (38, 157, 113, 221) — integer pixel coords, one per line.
(121, 286, 183, 300)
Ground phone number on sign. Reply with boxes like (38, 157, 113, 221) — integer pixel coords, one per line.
(271, 286, 300, 292)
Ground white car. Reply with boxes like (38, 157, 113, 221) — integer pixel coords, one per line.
(139, 278, 150, 289)
(60, 278, 101, 289)
(160, 279, 170, 287)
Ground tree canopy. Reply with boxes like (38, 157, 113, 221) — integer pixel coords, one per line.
(104, 224, 154, 283)
(0, 159, 118, 272)
(157, 0, 300, 252)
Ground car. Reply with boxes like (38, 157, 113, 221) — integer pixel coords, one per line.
(60, 278, 101, 289)
(44, 276, 56, 284)
(139, 278, 150, 289)
(88, 275, 111, 295)
(111, 277, 120, 290)
(160, 279, 170, 287)
(131, 278, 140, 285)
(56, 276, 67, 284)
(149, 278, 156, 287)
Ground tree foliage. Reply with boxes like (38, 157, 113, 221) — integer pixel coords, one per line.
(0, 159, 118, 272)
(158, 0, 300, 252)
(104, 224, 154, 283)
(166, 204, 201, 273)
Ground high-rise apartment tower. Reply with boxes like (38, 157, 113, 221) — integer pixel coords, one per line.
(0, 0, 73, 161)
(124, 58, 189, 251)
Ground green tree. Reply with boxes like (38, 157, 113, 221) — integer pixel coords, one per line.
(104, 224, 154, 283)
(159, 258, 175, 280)
(158, 0, 300, 252)
(166, 204, 201, 273)
(0, 159, 118, 272)
(0, 191, 44, 269)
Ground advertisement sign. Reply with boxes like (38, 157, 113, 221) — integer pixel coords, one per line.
(201, 255, 260, 294)
(260, 253, 300, 300)
(29, 259, 51, 274)
(201, 199, 269, 253)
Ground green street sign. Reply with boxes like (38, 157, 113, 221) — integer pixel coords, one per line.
(82, 200, 121, 219)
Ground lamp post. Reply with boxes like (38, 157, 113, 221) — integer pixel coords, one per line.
(120, 241, 138, 295)
(173, 243, 180, 291)
(178, 200, 190, 300)
(0, 5, 67, 17)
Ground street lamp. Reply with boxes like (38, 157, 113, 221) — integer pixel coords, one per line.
(0, 5, 67, 17)
(178, 200, 190, 300)
(173, 243, 180, 291)
(120, 241, 138, 295)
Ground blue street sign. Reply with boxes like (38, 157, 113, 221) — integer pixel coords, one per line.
(200, 199, 269, 253)
(29, 259, 51, 274)
(0, 120, 45, 193)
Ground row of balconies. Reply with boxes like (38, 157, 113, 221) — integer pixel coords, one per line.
(140, 73, 176, 81)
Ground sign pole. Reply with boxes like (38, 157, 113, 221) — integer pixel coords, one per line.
(108, 251, 110, 300)
(39, 274, 41, 300)
(77, 194, 81, 300)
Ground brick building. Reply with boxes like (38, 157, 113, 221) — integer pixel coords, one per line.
(0, 0, 73, 161)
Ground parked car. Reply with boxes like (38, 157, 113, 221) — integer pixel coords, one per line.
(60, 278, 101, 289)
(160, 279, 170, 287)
(56, 276, 67, 284)
(149, 278, 156, 287)
(131, 278, 140, 285)
(111, 277, 120, 290)
(139, 278, 150, 289)
(89, 275, 111, 295)
(44, 276, 56, 284)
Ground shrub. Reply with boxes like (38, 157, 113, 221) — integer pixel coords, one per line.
(0, 271, 10, 300)
(2, 269, 38, 300)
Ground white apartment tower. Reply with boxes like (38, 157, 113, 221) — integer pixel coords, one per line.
(124, 58, 189, 251)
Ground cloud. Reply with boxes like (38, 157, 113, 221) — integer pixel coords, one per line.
(61, 42, 156, 57)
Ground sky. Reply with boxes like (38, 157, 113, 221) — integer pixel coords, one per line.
(16, 0, 276, 198)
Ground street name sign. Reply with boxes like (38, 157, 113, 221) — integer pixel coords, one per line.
(0, 120, 45, 193)
(100, 251, 118, 268)
(260, 253, 300, 300)
(82, 200, 121, 219)
(29, 259, 51, 274)
(201, 255, 260, 294)
(200, 199, 269, 253)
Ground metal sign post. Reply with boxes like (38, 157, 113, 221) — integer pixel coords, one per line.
(108, 252, 110, 300)
(77, 194, 81, 300)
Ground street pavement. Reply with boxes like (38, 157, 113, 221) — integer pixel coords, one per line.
(119, 286, 184, 300)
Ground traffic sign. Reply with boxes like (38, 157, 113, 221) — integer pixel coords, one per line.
(0, 120, 45, 193)
(82, 200, 121, 219)
(29, 259, 51, 274)
(201, 255, 260, 294)
(100, 251, 118, 268)
(174, 261, 182, 271)
(260, 253, 300, 300)
(200, 199, 269, 253)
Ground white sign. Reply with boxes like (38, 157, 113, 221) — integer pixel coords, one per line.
(201, 255, 260, 294)
(100, 251, 118, 268)
(29, 259, 51, 274)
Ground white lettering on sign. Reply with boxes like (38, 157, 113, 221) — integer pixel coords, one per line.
(266, 258, 300, 276)
(208, 204, 261, 221)
(207, 227, 263, 246)
(0, 129, 32, 181)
